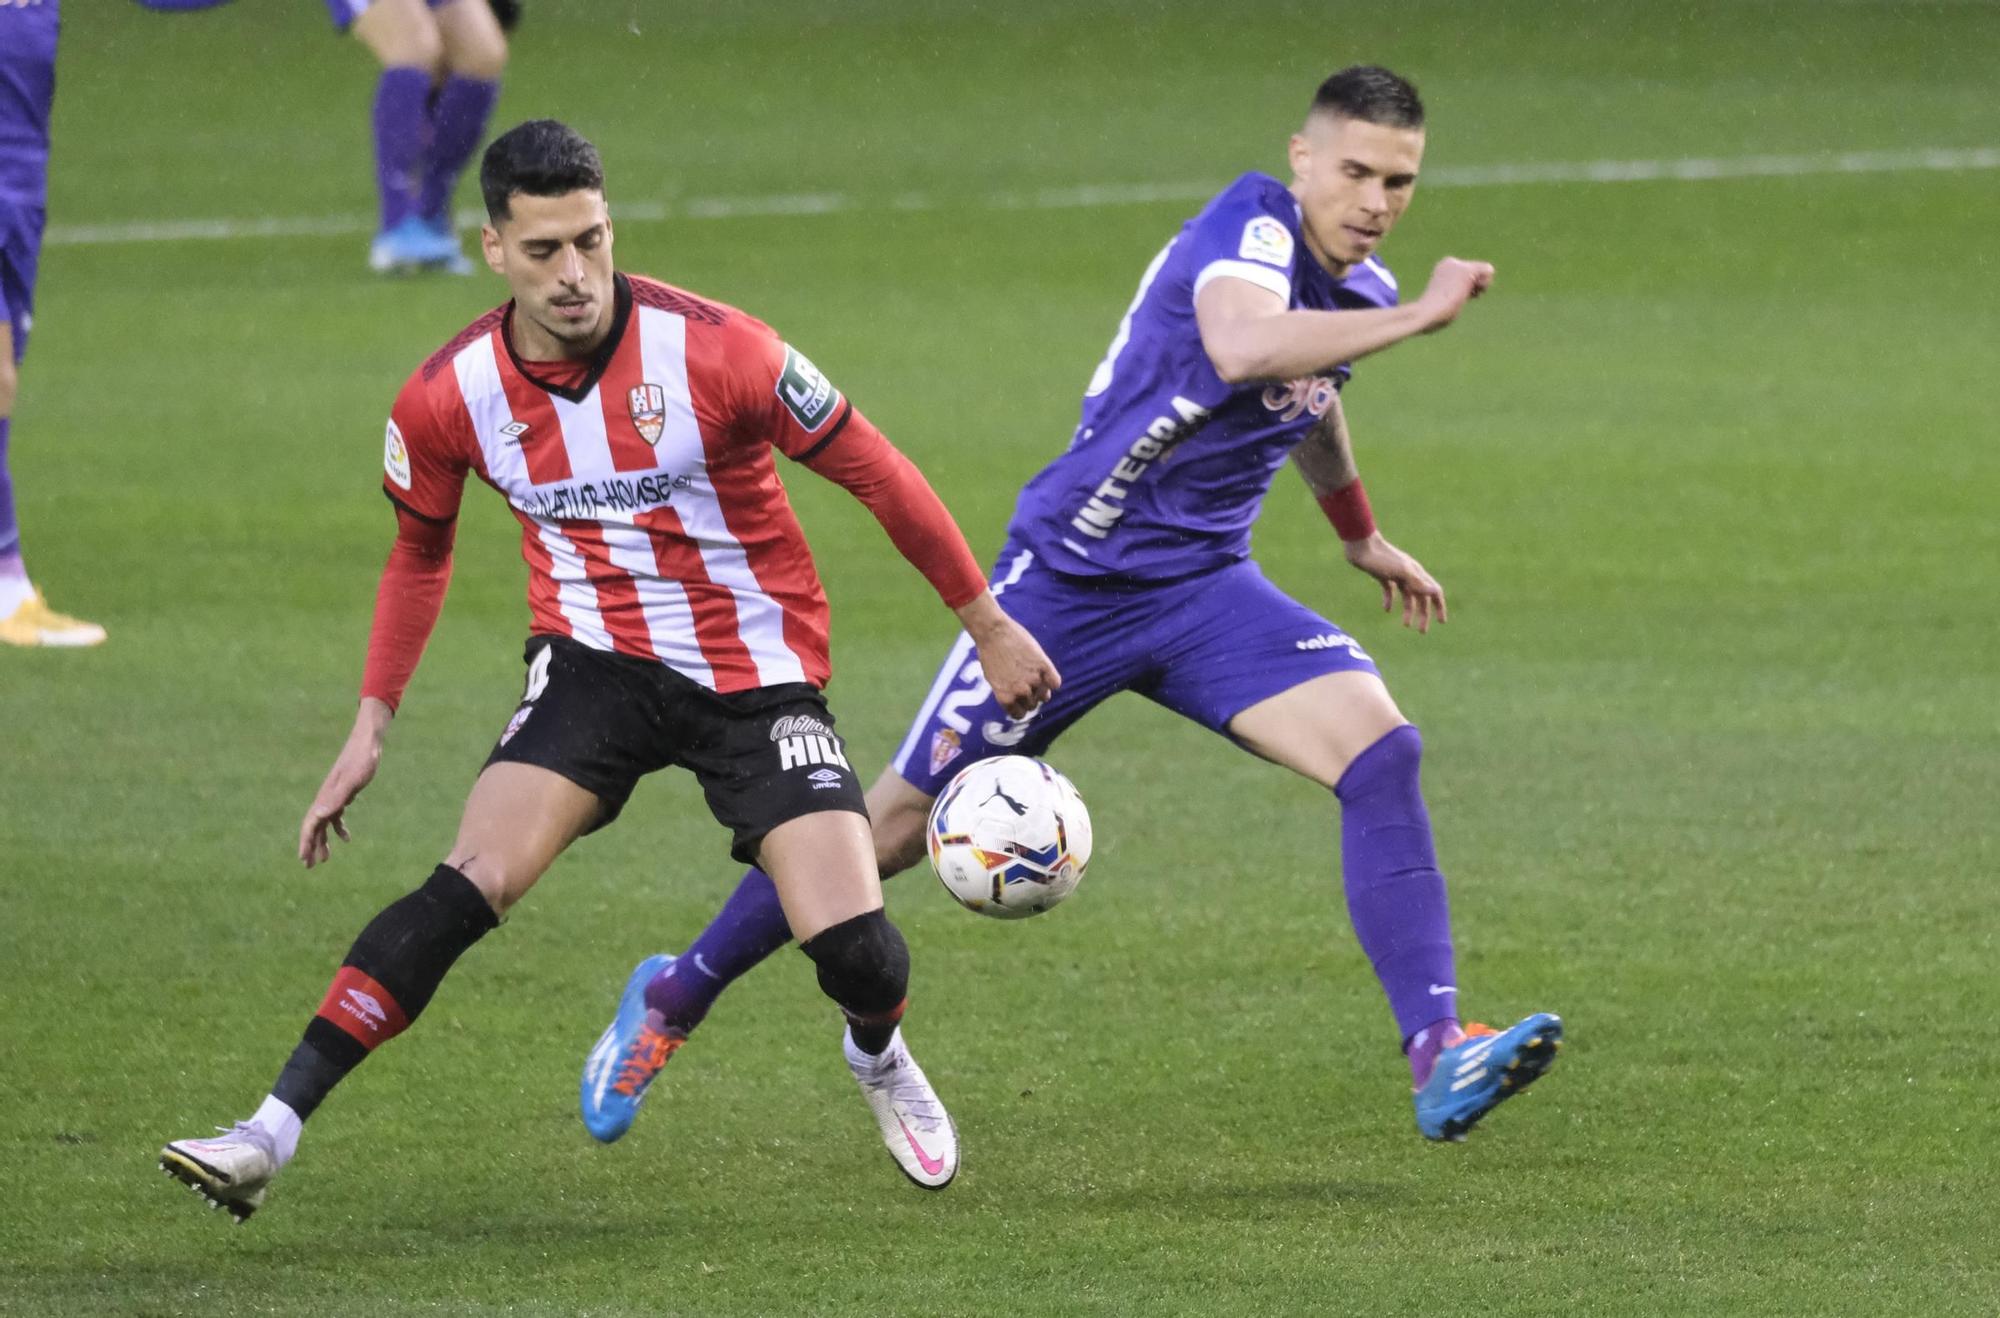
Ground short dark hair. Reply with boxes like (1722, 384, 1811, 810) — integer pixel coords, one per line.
(1310, 66, 1425, 129)
(479, 119, 605, 221)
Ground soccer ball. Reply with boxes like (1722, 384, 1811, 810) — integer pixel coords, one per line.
(926, 756, 1093, 919)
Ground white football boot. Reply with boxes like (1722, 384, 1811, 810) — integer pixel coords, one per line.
(160, 1123, 279, 1223)
(844, 1027, 958, 1190)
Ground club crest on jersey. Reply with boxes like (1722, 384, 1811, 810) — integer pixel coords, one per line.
(628, 384, 666, 445)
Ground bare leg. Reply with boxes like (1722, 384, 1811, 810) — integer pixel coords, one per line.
(432, 0, 507, 80)
(350, 0, 443, 71)
(1226, 669, 1407, 788)
(445, 761, 605, 916)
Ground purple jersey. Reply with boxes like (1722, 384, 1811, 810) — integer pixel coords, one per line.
(0, 0, 58, 212)
(1008, 171, 1398, 580)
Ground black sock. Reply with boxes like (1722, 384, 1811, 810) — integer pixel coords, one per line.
(799, 908, 910, 1055)
(270, 865, 498, 1120)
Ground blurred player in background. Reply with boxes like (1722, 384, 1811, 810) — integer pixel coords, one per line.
(332, 0, 513, 274)
(587, 66, 1564, 1146)
(1, 0, 226, 646)
(158, 119, 1058, 1220)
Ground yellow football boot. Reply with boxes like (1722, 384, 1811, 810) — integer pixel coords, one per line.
(0, 589, 107, 647)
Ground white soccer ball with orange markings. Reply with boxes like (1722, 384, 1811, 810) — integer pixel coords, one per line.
(926, 756, 1093, 919)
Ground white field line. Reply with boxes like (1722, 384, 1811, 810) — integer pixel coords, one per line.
(43, 145, 2000, 248)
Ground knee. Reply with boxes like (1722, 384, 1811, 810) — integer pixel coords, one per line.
(373, 20, 444, 72)
(450, 29, 507, 80)
(441, 848, 527, 918)
(800, 909, 909, 1012)
(1333, 722, 1423, 802)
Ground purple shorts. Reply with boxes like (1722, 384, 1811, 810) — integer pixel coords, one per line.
(890, 542, 1380, 795)
(0, 203, 41, 363)
(325, 0, 452, 32)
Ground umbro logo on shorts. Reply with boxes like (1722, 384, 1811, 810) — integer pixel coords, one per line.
(807, 768, 845, 791)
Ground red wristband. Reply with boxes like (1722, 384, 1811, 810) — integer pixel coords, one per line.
(1316, 479, 1376, 542)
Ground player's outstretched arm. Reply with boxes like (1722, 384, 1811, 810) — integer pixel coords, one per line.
(1196, 257, 1495, 384)
(797, 408, 1059, 714)
(298, 506, 457, 867)
(1291, 396, 1447, 633)
(299, 698, 392, 868)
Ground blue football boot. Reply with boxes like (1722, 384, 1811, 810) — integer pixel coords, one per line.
(580, 953, 681, 1143)
(1414, 1012, 1563, 1142)
(367, 214, 461, 274)
(419, 214, 477, 275)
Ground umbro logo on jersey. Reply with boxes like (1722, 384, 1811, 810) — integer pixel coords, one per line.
(628, 384, 666, 445)
(499, 421, 530, 445)
(778, 733, 850, 772)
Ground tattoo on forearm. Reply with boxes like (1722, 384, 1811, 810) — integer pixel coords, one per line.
(1292, 397, 1359, 492)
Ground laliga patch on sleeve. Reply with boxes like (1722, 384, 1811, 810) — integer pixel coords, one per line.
(1239, 215, 1295, 269)
(384, 419, 413, 490)
(775, 345, 841, 433)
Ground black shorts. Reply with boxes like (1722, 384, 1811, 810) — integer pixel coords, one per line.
(485, 635, 868, 864)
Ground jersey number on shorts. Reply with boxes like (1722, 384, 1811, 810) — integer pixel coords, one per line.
(939, 657, 1037, 748)
(523, 644, 554, 704)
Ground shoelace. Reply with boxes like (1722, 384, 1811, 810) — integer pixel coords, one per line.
(198, 1122, 275, 1158)
(861, 1048, 946, 1133)
(612, 1029, 681, 1096)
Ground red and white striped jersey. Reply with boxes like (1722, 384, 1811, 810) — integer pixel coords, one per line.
(383, 275, 860, 693)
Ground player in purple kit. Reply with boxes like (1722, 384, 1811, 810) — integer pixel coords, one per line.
(1, 0, 113, 647)
(328, 0, 511, 274)
(3, 0, 228, 647)
(583, 66, 1563, 1147)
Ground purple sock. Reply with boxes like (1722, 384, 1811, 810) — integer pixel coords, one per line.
(372, 67, 432, 231)
(1333, 724, 1460, 1086)
(644, 867, 795, 1032)
(416, 75, 499, 223)
(0, 416, 18, 562)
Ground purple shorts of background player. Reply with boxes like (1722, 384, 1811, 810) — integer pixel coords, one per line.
(323, 0, 450, 32)
(889, 540, 1379, 796)
(0, 204, 39, 364)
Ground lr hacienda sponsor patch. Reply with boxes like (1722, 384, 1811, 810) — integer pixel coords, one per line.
(775, 345, 841, 432)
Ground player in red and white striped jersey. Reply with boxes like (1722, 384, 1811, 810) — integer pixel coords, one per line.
(159, 120, 1058, 1219)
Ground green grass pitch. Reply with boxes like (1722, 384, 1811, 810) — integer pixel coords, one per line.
(3, 1, 1996, 1313)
